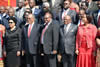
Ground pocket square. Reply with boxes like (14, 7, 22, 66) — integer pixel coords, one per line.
(70, 30, 74, 32)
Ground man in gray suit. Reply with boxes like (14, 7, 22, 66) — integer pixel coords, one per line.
(59, 15, 77, 67)
(87, 0, 99, 13)
(22, 14, 41, 67)
(57, 0, 77, 25)
(40, 11, 59, 67)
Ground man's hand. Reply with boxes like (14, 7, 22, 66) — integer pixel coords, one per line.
(17, 51, 21, 56)
(3, 51, 6, 57)
(57, 54, 62, 62)
(53, 50, 57, 54)
(75, 49, 79, 55)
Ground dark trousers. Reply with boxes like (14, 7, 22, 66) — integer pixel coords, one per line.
(43, 54, 57, 67)
(26, 54, 39, 67)
(62, 54, 75, 67)
(39, 44, 57, 67)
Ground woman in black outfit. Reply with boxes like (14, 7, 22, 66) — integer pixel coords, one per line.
(4, 17, 21, 67)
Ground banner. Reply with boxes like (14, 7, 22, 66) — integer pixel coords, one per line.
(0, 0, 16, 7)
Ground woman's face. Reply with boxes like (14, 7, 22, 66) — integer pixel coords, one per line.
(82, 14, 88, 24)
(8, 20, 15, 28)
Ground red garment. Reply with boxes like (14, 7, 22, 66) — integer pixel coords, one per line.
(28, 24, 32, 37)
(0, 31, 3, 61)
(76, 30, 95, 67)
(76, 24, 97, 67)
(76, 24, 97, 51)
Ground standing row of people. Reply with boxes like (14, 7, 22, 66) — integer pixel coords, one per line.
(0, 0, 100, 67)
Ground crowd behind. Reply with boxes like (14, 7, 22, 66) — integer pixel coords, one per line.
(0, 0, 100, 67)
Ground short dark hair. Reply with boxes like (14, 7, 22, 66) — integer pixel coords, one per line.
(86, 15, 93, 23)
(25, 8, 32, 13)
(8, 17, 17, 25)
(44, 11, 53, 18)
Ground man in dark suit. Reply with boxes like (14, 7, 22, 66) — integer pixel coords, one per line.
(22, 14, 41, 67)
(40, 12, 59, 67)
(58, 15, 77, 67)
(29, 0, 41, 19)
(15, 0, 25, 20)
(57, 0, 77, 25)
(87, 0, 99, 13)
(93, 1, 100, 28)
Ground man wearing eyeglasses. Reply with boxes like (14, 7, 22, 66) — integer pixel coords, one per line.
(58, 0, 77, 25)
(22, 14, 41, 67)
(39, 11, 59, 67)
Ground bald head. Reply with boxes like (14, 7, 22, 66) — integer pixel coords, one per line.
(27, 14, 35, 24)
(8, 8, 15, 17)
(18, 0, 24, 8)
(29, 0, 36, 8)
(0, 6, 5, 14)
(64, 15, 72, 24)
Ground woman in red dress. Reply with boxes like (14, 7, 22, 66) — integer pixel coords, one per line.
(75, 14, 97, 67)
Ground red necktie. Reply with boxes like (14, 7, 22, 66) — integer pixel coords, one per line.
(28, 24, 32, 37)
(62, 11, 66, 20)
(41, 24, 48, 44)
(98, 16, 100, 27)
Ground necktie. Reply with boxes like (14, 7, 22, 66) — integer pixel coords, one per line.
(62, 11, 66, 20)
(41, 23, 48, 44)
(28, 24, 32, 37)
(98, 16, 100, 27)
(64, 25, 68, 34)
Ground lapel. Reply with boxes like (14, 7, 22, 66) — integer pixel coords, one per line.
(25, 25, 28, 38)
(60, 25, 65, 36)
(29, 22, 37, 38)
(59, 10, 63, 21)
(44, 22, 52, 34)
(65, 23, 73, 36)
(88, 2, 93, 9)
(67, 9, 72, 16)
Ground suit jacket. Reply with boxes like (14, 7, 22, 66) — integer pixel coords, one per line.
(59, 23, 77, 55)
(50, 0, 63, 18)
(87, 2, 99, 13)
(22, 22, 41, 54)
(42, 20, 59, 54)
(15, 7, 25, 20)
(93, 10, 100, 28)
(58, 9, 77, 25)
(50, 0, 63, 8)
(73, 0, 81, 3)
(76, 24, 97, 51)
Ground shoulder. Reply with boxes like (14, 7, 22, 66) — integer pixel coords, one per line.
(52, 20, 59, 25)
(89, 24, 97, 29)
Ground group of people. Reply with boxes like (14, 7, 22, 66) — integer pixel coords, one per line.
(0, 0, 100, 67)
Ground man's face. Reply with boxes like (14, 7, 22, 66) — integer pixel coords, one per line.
(63, 1, 70, 10)
(0, 7, 5, 14)
(44, 13, 51, 24)
(8, 9, 14, 17)
(29, 1, 35, 8)
(27, 15, 34, 24)
(79, 10, 85, 19)
(18, 1, 23, 8)
(64, 16, 71, 24)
